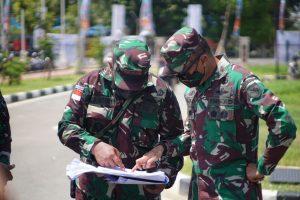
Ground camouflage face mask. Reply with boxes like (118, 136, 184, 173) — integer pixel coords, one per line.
(176, 47, 205, 88)
(178, 71, 204, 88)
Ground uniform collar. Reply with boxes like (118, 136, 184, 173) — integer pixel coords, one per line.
(197, 54, 231, 92)
(100, 66, 113, 81)
(146, 74, 154, 87)
(215, 54, 231, 80)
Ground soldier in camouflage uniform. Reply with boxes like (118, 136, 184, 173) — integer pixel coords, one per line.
(133, 27, 297, 200)
(0, 91, 14, 192)
(58, 39, 184, 200)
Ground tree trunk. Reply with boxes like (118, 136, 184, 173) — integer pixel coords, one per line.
(215, 3, 231, 55)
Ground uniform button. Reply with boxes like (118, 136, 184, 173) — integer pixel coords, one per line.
(220, 111, 228, 118)
(210, 110, 217, 118)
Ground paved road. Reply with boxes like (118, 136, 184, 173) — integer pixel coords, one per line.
(6, 83, 188, 200)
(8, 92, 76, 200)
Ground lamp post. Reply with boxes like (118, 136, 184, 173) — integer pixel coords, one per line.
(77, 0, 90, 74)
(0, 0, 6, 52)
(215, 3, 231, 55)
(41, 0, 46, 21)
(20, 9, 27, 61)
(77, 0, 84, 74)
(57, 0, 68, 68)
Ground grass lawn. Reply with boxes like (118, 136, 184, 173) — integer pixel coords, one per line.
(0, 66, 159, 95)
(0, 74, 83, 95)
(247, 64, 288, 77)
(181, 65, 300, 192)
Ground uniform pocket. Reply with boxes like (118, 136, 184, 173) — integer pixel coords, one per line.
(131, 116, 159, 149)
(206, 104, 239, 148)
(208, 105, 234, 121)
(131, 98, 160, 149)
(135, 97, 160, 127)
(86, 105, 113, 137)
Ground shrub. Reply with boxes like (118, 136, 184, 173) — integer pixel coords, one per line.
(86, 37, 105, 66)
(37, 36, 55, 60)
(1, 58, 27, 85)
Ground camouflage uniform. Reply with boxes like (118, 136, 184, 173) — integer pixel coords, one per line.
(0, 90, 11, 166)
(58, 39, 184, 200)
(160, 27, 297, 200)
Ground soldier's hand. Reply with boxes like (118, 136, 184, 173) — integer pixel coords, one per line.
(132, 145, 164, 171)
(143, 184, 165, 195)
(246, 163, 264, 182)
(0, 164, 15, 185)
(92, 142, 125, 170)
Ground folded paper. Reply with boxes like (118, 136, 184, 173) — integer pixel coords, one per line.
(66, 159, 169, 185)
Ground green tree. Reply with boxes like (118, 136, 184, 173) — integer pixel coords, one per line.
(59, 0, 114, 34)
(38, 37, 54, 60)
(0, 53, 27, 85)
(12, 0, 60, 34)
(240, 0, 274, 48)
(10, 0, 300, 56)
(277, 0, 300, 30)
(65, 3, 79, 34)
(37, 37, 55, 80)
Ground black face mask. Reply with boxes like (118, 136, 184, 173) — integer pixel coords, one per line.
(114, 88, 140, 99)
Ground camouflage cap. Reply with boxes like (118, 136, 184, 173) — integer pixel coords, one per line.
(113, 39, 151, 91)
(160, 26, 200, 73)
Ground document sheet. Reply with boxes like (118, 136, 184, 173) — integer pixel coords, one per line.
(66, 159, 169, 185)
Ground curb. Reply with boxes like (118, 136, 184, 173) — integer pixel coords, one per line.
(4, 84, 73, 104)
(178, 174, 300, 200)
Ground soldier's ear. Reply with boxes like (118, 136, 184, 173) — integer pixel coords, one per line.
(196, 54, 208, 72)
(200, 54, 208, 65)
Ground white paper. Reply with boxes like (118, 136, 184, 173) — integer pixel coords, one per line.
(66, 159, 169, 185)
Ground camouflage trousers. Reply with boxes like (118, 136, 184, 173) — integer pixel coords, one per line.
(75, 173, 161, 200)
(189, 159, 262, 200)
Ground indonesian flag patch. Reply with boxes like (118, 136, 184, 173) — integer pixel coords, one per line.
(71, 85, 84, 101)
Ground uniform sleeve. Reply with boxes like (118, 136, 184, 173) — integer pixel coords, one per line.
(57, 79, 101, 161)
(0, 92, 11, 165)
(162, 118, 192, 159)
(240, 76, 297, 175)
(157, 88, 184, 188)
(162, 88, 192, 158)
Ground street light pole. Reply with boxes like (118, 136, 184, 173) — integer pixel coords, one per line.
(41, 0, 46, 21)
(20, 9, 27, 61)
(77, 0, 83, 73)
(215, 3, 231, 55)
(0, 0, 6, 52)
(61, 0, 65, 35)
(57, 0, 68, 68)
